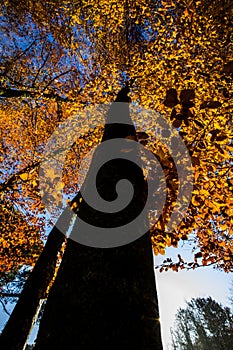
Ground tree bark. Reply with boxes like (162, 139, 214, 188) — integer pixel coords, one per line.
(34, 86, 163, 349)
(0, 178, 90, 349)
(0, 209, 72, 350)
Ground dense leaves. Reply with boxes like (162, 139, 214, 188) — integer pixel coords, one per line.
(0, 0, 232, 280)
(0, 199, 43, 281)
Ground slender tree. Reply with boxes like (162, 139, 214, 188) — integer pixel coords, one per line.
(0, 219, 67, 349)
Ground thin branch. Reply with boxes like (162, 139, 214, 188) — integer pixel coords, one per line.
(0, 87, 75, 102)
(0, 293, 21, 298)
(42, 69, 74, 93)
(0, 299, 11, 316)
(3, 40, 37, 75)
(32, 48, 52, 87)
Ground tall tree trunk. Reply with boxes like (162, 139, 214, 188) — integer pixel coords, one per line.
(34, 85, 163, 349)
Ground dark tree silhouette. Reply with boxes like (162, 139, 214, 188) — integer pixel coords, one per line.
(171, 296, 233, 350)
(34, 85, 163, 349)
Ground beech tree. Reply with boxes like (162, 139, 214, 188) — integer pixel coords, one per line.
(33, 86, 163, 349)
(0, 0, 232, 349)
(0, 0, 232, 271)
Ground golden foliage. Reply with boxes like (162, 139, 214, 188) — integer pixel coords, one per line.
(0, 0, 232, 272)
(0, 199, 43, 279)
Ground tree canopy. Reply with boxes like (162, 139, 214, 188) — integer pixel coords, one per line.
(171, 296, 233, 350)
(0, 0, 233, 284)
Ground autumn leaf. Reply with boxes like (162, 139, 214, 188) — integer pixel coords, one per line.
(180, 89, 195, 102)
(164, 88, 179, 108)
(200, 101, 222, 109)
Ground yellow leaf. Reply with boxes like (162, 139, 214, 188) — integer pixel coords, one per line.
(192, 195, 199, 206)
(19, 173, 29, 181)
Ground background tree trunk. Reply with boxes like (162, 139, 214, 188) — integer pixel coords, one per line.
(0, 212, 70, 350)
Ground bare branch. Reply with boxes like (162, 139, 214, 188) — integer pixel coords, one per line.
(0, 299, 11, 316)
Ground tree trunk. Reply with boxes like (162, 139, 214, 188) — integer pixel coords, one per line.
(34, 86, 163, 349)
(0, 210, 72, 350)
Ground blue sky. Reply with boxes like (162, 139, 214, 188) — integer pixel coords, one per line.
(154, 246, 232, 349)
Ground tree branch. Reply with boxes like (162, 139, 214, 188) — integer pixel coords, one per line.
(0, 299, 11, 316)
(41, 69, 74, 93)
(0, 293, 21, 298)
(0, 87, 74, 102)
